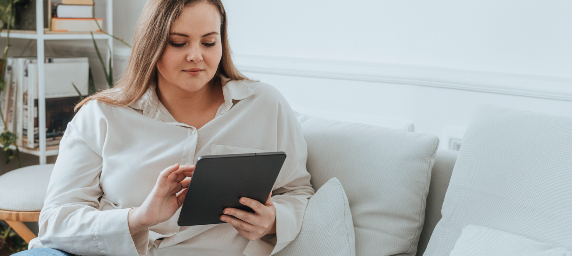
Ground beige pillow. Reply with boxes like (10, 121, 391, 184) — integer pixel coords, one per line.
(276, 178, 355, 256)
(297, 113, 439, 256)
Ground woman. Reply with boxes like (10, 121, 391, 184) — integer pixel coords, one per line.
(18, 0, 314, 255)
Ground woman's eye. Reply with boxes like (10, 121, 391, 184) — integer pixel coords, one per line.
(168, 41, 185, 47)
(203, 42, 216, 47)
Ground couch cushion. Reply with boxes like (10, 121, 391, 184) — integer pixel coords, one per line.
(275, 178, 355, 256)
(297, 113, 439, 256)
(0, 164, 54, 211)
(450, 225, 571, 256)
(424, 105, 572, 255)
(416, 149, 458, 256)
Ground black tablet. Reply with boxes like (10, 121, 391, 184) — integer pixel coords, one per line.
(177, 151, 287, 226)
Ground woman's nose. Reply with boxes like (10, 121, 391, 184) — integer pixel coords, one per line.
(186, 46, 203, 64)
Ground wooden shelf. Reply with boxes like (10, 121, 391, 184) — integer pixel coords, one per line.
(1, 29, 109, 40)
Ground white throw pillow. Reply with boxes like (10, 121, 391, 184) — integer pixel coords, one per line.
(450, 225, 571, 256)
(297, 113, 439, 256)
(424, 105, 572, 255)
(275, 178, 355, 256)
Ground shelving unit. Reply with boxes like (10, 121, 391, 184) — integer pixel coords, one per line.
(0, 0, 113, 164)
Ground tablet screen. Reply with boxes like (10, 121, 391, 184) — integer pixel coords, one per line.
(177, 152, 286, 226)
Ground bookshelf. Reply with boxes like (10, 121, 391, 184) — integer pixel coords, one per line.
(0, 0, 113, 164)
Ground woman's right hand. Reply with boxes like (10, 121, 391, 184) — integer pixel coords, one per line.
(128, 163, 194, 235)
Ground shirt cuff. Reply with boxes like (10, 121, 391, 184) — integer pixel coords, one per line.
(243, 202, 298, 256)
(97, 208, 147, 256)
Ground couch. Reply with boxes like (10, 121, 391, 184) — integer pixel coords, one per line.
(292, 104, 572, 256)
(1, 104, 571, 256)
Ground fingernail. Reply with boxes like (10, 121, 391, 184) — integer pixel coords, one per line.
(221, 216, 225, 221)
(224, 210, 230, 214)
(240, 198, 246, 203)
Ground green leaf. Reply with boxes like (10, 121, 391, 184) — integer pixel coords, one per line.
(0, 130, 16, 164)
(88, 67, 96, 95)
(108, 48, 113, 88)
(71, 82, 84, 100)
(90, 32, 110, 88)
(0, 130, 16, 148)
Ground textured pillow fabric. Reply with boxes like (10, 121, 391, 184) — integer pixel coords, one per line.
(424, 105, 572, 255)
(450, 225, 572, 256)
(0, 164, 55, 211)
(275, 178, 355, 256)
(297, 113, 439, 256)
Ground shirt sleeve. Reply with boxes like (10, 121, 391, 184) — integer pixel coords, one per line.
(243, 93, 315, 256)
(38, 103, 148, 256)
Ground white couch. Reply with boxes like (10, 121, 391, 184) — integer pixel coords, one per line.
(294, 104, 572, 256)
(2, 104, 571, 256)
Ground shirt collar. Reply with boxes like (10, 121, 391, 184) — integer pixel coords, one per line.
(128, 78, 255, 123)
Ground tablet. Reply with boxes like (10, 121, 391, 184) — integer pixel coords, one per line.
(177, 151, 287, 226)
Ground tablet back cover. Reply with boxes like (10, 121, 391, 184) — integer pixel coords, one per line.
(177, 152, 286, 226)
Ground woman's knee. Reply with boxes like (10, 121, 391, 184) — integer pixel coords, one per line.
(11, 248, 75, 256)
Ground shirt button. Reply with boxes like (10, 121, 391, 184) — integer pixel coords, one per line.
(191, 129, 197, 135)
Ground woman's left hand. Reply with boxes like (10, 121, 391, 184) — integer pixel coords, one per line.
(221, 193, 277, 241)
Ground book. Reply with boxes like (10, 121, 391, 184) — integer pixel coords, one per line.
(51, 17, 102, 32)
(5, 59, 16, 136)
(22, 57, 88, 149)
(62, 0, 93, 5)
(0, 61, 13, 135)
(53, 4, 94, 18)
(23, 97, 80, 149)
(25, 59, 36, 148)
(15, 58, 26, 147)
(0, 63, 7, 134)
(13, 0, 51, 30)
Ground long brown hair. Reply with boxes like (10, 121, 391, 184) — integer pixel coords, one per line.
(75, 0, 248, 111)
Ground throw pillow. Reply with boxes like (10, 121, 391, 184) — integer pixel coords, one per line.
(450, 225, 571, 256)
(297, 113, 439, 256)
(275, 178, 355, 256)
(424, 105, 572, 255)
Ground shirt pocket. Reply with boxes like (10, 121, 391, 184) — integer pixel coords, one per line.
(210, 144, 269, 155)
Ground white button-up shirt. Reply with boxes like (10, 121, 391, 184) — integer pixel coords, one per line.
(33, 80, 314, 256)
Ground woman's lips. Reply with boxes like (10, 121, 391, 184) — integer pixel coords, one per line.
(184, 69, 203, 76)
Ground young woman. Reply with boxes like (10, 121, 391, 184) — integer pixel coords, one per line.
(17, 0, 314, 255)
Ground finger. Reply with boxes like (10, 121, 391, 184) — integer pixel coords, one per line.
(174, 172, 187, 183)
(180, 177, 192, 188)
(221, 215, 256, 233)
(223, 208, 261, 226)
(176, 188, 188, 207)
(158, 164, 180, 184)
(240, 197, 264, 214)
(265, 192, 274, 206)
(174, 165, 195, 174)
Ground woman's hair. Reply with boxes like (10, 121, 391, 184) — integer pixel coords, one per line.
(75, 0, 247, 111)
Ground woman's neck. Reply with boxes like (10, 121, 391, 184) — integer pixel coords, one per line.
(156, 78, 225, 128)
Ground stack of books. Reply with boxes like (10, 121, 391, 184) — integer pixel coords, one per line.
(0, 57, 89, 151)
(51, 0, 103, 32)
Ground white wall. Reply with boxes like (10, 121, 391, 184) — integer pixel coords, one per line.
(3, 0, 572, 172)
(225, 0, 572, 78)
(223, 0, 572, 149)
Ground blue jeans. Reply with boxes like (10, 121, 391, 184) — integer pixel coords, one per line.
(12, 248, 75, 256)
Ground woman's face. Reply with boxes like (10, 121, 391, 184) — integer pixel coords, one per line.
(156, 2, 222, 93)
